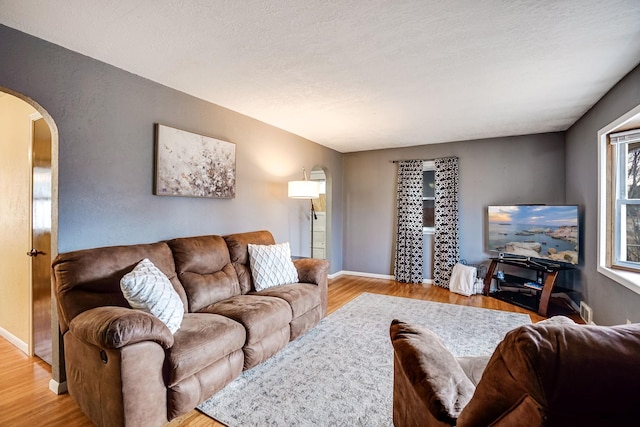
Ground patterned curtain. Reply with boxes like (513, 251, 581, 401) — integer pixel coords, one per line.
(433, 157, 459, 288)
(394, 160, 424, 283)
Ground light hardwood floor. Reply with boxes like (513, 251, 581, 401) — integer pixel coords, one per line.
(0, 275, 579, 426)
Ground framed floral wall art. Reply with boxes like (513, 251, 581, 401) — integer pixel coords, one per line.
(154, 124, 236, 198)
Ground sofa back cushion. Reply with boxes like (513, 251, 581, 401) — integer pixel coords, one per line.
(223, 230, 276, 293)
(53, 242, 185, 334)
(167, 235, 241, 312)
(390, 319, 475, 424)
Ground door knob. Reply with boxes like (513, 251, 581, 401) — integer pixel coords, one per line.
(27, 248, 46, 257)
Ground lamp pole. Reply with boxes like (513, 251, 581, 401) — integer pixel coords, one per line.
(310, 199, 317, 258)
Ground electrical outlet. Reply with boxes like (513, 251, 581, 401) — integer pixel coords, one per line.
(580, 301, 594, 325)
(627, 319, 632, 324)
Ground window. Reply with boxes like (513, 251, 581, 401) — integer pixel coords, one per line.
(598, 103, 640, 295)
(423, 162, 435, 229)
(610, 129, 640, 270)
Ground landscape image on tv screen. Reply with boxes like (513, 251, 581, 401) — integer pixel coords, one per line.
(487, 205, 579, 265)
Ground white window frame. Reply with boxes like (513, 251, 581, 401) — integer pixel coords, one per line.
(598, 103, 640, 295)
(612, 130, 640, 270)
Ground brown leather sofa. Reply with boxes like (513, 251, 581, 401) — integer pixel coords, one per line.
(53, 230, 329, 427)
(390, 317, 640, 427)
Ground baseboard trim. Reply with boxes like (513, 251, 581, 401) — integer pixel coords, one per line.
(49, 379, 68, 395)
(0, 325, 28, 355)
(330, 270, 394, 280)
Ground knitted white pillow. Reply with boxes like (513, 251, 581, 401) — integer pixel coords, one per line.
(248, 242, 299, 291)
(120, 258, 184, 334)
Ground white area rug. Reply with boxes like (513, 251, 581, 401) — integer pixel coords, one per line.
(197, 292, 531, 426)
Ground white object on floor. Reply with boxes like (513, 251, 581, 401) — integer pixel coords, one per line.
(473, 277, 485, 295)
(449, 263, 477, 296)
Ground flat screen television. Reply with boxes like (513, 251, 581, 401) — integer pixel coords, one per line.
(487, 205, 579, 265)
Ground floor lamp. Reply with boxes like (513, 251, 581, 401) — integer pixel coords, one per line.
(288, 168, 320, 257)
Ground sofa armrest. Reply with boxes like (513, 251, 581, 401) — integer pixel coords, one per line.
(294, 258, 329, 316)
(293, 258, 329, 286)
(69, 306, 174, 350)
(390, 319, 475, 426)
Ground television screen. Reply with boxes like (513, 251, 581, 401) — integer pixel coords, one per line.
(487, 205, 579, 265)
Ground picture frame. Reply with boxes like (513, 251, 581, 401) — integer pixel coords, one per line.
(154, 124, 236, 198)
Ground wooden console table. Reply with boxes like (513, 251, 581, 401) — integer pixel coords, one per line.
(483, 257, 573, 317)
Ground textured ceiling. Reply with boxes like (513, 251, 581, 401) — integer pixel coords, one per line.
(1, 0, 640, 152)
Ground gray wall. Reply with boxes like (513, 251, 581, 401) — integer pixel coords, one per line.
(565, 64, 640, 325)
(3, 22, 638, 327)
(343, 133, 566, 275)
(0, 24, 344, 273)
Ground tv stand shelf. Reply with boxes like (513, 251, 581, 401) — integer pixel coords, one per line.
(483, 257, 574, 317)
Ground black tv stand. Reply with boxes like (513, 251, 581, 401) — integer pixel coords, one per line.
(483, 257, 574, 316)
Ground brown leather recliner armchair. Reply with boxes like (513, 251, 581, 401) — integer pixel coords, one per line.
(390, 317, 640, 426)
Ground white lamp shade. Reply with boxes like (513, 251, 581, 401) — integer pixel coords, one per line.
(288, 180, 320, 199)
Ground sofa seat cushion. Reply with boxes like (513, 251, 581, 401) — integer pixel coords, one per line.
(456, 355, 491, 386)
(168, 313, 246, 387)
(251, 283, 321, 319)
(200, 295, 292, 344)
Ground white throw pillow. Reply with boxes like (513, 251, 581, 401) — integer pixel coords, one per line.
(120, 258, 184, 334)
(248, 242, 299, 291)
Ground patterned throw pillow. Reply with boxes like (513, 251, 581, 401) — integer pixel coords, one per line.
(248, 242, 299, 291)
(120, 258, 184, 334)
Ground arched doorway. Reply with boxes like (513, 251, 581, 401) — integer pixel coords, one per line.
(0, 88, 61, 392)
